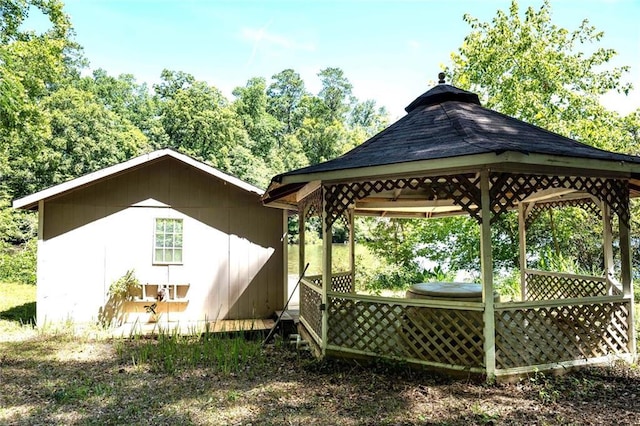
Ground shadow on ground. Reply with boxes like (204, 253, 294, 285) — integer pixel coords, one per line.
(0, 301, 35, 324)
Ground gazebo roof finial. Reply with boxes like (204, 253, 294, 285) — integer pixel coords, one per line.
(438, 72, 446, 84)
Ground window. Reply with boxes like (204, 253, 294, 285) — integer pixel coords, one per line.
(154, 218, 183, 264)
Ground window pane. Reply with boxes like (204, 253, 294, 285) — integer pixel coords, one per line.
(154, 218, 183, 264)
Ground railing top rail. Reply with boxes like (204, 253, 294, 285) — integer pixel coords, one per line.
(496, 295, 627, 310)
(525, 269, 606, 283)
(301, 278, 323, 293)
(327, 291, 485, 311)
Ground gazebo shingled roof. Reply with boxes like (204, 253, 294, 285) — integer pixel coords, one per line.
(265, 82, 640, 206)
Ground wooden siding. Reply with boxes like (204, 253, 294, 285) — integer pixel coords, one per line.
(38, 157, 283, 324)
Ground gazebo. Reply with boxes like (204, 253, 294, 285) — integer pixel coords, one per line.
(263, 76, 640, 380)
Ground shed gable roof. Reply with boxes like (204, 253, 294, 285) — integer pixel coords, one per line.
(13, 149, 263, 210)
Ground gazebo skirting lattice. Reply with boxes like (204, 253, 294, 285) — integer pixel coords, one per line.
(299, 274, 632, 375)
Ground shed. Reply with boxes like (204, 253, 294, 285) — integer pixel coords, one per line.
(263, 76, 640, 380)
(13, 149, 286, 326)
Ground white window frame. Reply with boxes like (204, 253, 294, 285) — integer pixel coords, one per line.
(153, 218, 184, 265)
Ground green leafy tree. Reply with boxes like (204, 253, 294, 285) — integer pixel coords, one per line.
(317, 67, 353, 122)
(232, 77, 281, 158)
(266, 68, 307, 135)
(446, 0, 633, 152)
(366, 0, 637, 281)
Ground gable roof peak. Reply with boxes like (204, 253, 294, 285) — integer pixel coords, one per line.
(405, 79, 481, 113)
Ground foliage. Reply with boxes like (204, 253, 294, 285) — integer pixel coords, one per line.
(447, 0, 634, 153)
(0, 238, 37, 285)
(107, 269, 141, 299)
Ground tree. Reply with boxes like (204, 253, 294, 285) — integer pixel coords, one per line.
(317, 67, 353, 122)
(366, 0, 638, 282)
(232, 77, 280, 157)
(446, 0, 633, 152)
(266, 69, 306, 135)
(349, 99, 389, 137)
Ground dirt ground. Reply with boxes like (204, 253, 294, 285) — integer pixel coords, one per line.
(1, 330, 640, 426)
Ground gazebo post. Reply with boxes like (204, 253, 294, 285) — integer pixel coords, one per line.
(602, 203, 614, 294)
(321, 187, 332, 355)
(480, 170, 496, 379)
(518, 203, 527, 301)
(619, 213, 636, 355)
(299, 206, 307, 279)
(349, 208, 355, 292)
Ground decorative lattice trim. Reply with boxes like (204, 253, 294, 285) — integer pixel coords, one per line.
(525, 198, 601, 229)
(490, 173, 629, 226)
(300, 188, 323, 221)
(323, 174, 481, 230)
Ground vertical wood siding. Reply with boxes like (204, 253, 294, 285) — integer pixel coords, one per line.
(38, 157, 283, 324)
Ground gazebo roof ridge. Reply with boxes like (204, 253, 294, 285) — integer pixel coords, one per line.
(404, 74, 481, 113)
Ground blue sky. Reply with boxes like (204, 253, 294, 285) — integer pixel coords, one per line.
(40, 0, 640, 119)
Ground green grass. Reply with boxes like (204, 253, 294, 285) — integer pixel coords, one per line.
(2, 280, 640, 425)
(0, 281, 36, 334)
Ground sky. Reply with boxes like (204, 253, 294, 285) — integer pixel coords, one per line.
(30, 0, 640, 120)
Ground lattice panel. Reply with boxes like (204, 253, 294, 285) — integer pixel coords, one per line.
(495, 302, 630, 369)
(331, 272, 354, 293)
(300, 283, 323, 341)
(526, 273, 608, 300)
(490, 173, 629, 226)
(323, 174, 481, 230)
(327, 297, 406, 358)
(525, 198, 601, 229)
(400, 306, 485, 367)
(305, 275, 323, 288)
(327, 297, 485, 369)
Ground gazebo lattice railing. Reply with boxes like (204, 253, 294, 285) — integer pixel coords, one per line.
(293, 168, 635, 379)
(494, 297, 630, 370)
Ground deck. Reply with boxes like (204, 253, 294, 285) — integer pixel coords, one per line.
(110, 318, 276, 337)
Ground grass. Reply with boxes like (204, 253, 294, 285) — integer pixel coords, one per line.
(2, 281, 640, 425)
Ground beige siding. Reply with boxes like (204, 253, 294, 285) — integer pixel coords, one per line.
(38, 157, 284, 324)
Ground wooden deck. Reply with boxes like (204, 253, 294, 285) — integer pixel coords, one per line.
(110, 318, 276, 337)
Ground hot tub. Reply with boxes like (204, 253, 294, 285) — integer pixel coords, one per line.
(406, 282, 499, 302)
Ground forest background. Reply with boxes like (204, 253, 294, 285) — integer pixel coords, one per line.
(1, 0, 639, 295)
